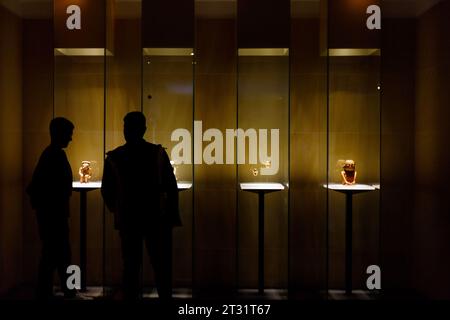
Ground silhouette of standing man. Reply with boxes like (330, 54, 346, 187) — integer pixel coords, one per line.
(101, 111, 181, 300)
(27, 117, 76, 300)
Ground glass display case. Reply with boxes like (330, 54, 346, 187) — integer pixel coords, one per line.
(327, 54, 381, 296)
(53, 51, 105, 291)
(54, 0, 111, 292)
(236, 0, 291, 297)
(142, 47, 194, 295)
(237, 48, 289, 295)
(325, 0, 381, 297)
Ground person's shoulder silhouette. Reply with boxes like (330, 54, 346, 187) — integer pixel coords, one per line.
(102, 111, 181, 229)
(106, 111, 161, 168)
(27, 117, 74, 214)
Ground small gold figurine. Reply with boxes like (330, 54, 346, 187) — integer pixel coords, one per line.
(251, 161, 271, 177)
(170, 160, 178, 181)
(341, 160, 357, 185)
(79, 161, 92, 183)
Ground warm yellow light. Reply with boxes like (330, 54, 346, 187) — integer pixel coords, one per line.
(54, 48, 113, 56)
(327, 48, 380, 56)
(238, 48, 289, 56)
(143, 48, 194, 56)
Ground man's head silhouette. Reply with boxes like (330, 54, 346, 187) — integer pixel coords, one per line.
(50, 117, 74, 148)
(124, 111, 147, 143)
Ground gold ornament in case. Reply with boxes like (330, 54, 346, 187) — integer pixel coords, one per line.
(340, 160, 357, 185)
(79, 160, 93, 183)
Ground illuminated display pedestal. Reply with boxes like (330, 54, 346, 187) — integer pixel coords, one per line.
(177, 181, 193, 191)
(323, 183, 377, 294)
(72, 182, 102, 292)
(240, 182, 286, 294)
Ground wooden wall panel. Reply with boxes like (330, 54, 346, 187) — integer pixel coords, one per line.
(413, 0, 450, 299)
(380, 18, 415, 292)
(238, 0, 290, 48)
(327, 0, 380, 50)
(289, 19, 327, 294)
(142, 0, 194, 48)
(54, 0, 106, 49)
(22, 19, 54, 287)
(0, 5, 23, 294)
(194, 19, 237, 293)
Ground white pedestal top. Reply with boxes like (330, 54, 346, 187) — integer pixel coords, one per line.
(323, 183, 376, 191)
(72, 181, 102, 189)
(73, 181, 193, 190)
(177, 181, 193, 190)
(240, 182, 285, 191)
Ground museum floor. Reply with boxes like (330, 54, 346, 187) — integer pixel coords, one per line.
(2, 286, 423, 301)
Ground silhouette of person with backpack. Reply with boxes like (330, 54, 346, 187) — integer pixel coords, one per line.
(101, 111, 181, 300)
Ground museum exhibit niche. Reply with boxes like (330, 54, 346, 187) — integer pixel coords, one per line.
(15, 0, 444, 300)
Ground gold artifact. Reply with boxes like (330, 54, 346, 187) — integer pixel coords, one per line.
(170, 160, 178, 180)
(341, 160, 357, 185)
(251, 160, 271, 177)
(79, 161, 92, 183)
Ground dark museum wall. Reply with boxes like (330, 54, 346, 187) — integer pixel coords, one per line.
(379, 0, 450, 298)
(413, 0, 450, 299)
(289, 17, 327, 292)
(380, 18, 416, 292)
(0, 5, 23, 295)
(21, 18, 54, 286)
